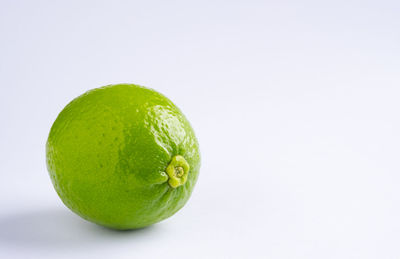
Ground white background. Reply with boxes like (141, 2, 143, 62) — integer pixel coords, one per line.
(1, 0, 400, 258)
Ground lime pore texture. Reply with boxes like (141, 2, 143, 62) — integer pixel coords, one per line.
(46, 84, 200, 229)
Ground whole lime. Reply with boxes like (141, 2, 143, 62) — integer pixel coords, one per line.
(46, 84, 200, 230)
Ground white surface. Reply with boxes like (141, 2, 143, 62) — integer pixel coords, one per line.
(1, 0, 400, 258)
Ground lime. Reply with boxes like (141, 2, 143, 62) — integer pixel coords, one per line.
(46, 84, 200, 230)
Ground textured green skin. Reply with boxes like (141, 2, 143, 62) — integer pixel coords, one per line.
(46, 84, 200, 230)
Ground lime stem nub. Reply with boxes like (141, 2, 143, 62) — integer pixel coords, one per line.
(166, 155, 189, 188)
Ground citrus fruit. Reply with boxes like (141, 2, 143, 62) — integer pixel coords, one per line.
(46, 84, 200, 230)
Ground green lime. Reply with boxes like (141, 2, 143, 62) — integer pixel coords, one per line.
(46, 84, 200, 230)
